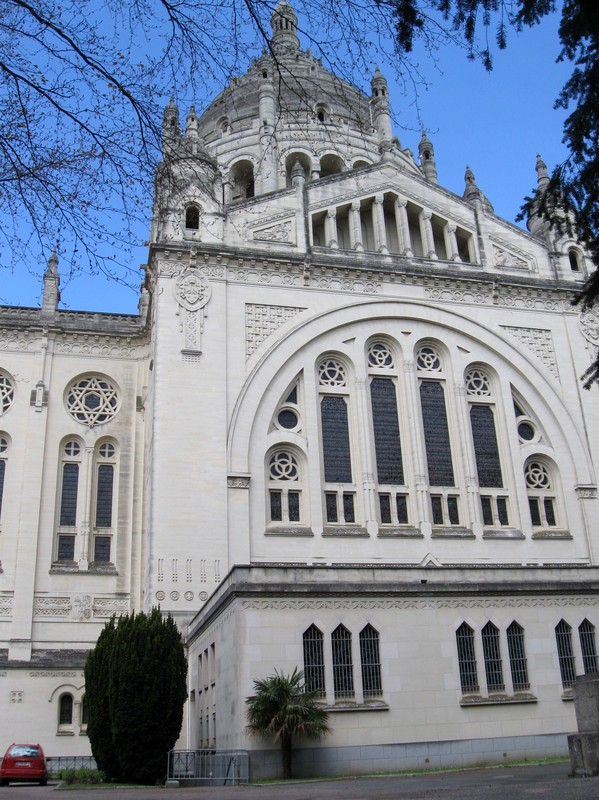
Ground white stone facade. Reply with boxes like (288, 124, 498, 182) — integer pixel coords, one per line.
(1, 1, 598, 775)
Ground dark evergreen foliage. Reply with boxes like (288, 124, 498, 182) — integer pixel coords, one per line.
(84, 609, 187, 785)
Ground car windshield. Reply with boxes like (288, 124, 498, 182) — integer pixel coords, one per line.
(8, 746, 40, 758)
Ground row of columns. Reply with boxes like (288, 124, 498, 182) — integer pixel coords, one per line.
(319, 194, 468, 262)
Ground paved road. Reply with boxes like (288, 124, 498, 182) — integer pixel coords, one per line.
(1, 762, 599, 800)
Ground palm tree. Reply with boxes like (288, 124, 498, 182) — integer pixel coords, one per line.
(245, 667, 331, 779)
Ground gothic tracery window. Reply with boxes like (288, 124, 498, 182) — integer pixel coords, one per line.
(267, 450, 302, 525)
(0, 371, 15, 415)
(66, 375, 119, 427)
(525, 459, 558, 529)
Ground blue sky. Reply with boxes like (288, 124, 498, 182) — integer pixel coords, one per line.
(3, 7, 570, 315)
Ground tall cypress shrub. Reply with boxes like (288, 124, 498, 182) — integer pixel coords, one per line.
(85, 609, 187, 784)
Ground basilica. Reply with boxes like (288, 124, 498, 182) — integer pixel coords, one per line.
(1, 0, 598, 778)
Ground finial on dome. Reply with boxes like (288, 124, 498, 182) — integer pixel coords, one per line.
(270, 0, 300, 54)
(463, 165, 494, 213)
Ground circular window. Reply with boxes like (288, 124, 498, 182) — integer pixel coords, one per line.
(277, 409, 298, 430)
(416, 346, 441, 372)
(0, 372, 15, 415)
(66, 376, 119, 427)
(465, 369, 491, 397)
(518, 421, 536, 441)
(0, 435, 8, 454)
(98, 442, 116, 459)
(318, 359, 346, 387)
(368, 342, 394, 369)
(64, 440, 81, 457)
(269, 452, 299, 481)
(525, 461, 551, 489)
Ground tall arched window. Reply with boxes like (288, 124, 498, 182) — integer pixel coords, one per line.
(92, 441, 117, 563)
(555, 620, 576, 689)
(303, 625, 325, 696)
(579, 619, 598, 674)
(319, 357, 355, 526)
(466, 367, 509, 527)
(359, 624, 382, 697)
(185, 205, 200, 230)
(506, 621, 530, 691)
(456, 623, 478, 693)
(331, 624, 354, 700)
(58, 693, 74, 727)
(57, 439, 82, 561)
(0, 434, 8, 520)
(481, 622, 504, 692)
(417, 344, 458, 526)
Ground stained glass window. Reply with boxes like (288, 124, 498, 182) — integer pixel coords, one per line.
(470, 405, 503, 488)
(370, 378, 404, 484)
(420, 381, 454, 486)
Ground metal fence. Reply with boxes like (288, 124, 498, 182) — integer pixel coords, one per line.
(46, 755, 97, 773)
(167, 749, 249, 785)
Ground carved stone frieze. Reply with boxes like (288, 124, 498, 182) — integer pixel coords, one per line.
(53, 338, 137, 358)
(501, 326, 559, 378)
(0, 331, 36, 351)
(576, 486, 598, 500)
(34, 597, 71, 618)
(228, 475, 251, 488)
(424, 285, 491, 305)
(492, 244, 531, 271)
(242, 595, 599, 611)
(252, 221, 293, 243)
(580, 306, 599, 346)
(92, 598, 129, 617)
(246, 303, 306, 356)
(30, 671, 76, 678)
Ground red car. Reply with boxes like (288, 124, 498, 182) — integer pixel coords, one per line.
(0, 743, 48, 786)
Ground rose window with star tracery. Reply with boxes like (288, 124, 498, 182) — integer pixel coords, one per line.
(66, 376, 119, 426)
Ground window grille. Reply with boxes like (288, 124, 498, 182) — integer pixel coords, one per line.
(579, 619, 599, 675)
(303, 625, 325, 696)
(555, 620, 577, 689)
(456, 623, 478, 693)
(481, 622, 504, 692)
(359, 625, 382, 697)
(506, 621, 530, 691)
(332, 625, 354, 699)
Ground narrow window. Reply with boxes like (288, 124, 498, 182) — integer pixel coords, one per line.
(470, 405, 503, 488)
(321, 395, 352, 483)
(59, 693, 73, 726)
(526, 460, 558, 528)
(579, 619, 599, 675)
(0, 434, 7, 519)
(481, 622, 504, 692)
(332, 625, 354, 700)
(568, 249, 580, 272)
(555, 620, 576, 689)
(95, 464, 114, 527)
(185, 206, 200, 230)
(456, 623, 478, 693)
(420, 381, 455, 486)
(267, 450, 302, 526)
(60, 463, 79, 526)
(507, 621, 530, 691)
(303, 625, 325, 696)
(80, 696, 88, 727)
(370, 377, 404, 484)
(360, 625, 382, 698)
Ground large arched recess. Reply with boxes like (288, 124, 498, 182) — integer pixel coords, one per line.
(228, 299, 594, 489)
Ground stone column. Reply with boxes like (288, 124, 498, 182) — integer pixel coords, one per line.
(349, 201, 364, 251)
(444, 223, 461, 262)
(355, 377, 377, 534)
(453, 383, 478, 531)
(419, 210, 437, 259)
(373, 194, 389, 254)
(394, 198, 413, 256)
(325, 209, 338, 249)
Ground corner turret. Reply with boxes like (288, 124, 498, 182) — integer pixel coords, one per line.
(42, 249, 60, 313)
(162, 97, 182, 157)
(370, 66, 393, 146)
(419, 131, 438, 184)
(270, 1, 300, 55)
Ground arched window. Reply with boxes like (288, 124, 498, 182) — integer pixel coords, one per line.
(303, 625, 325, 696)
(568, 248, 581, 272)
(555, 619, 576, 689)
(481, 622, 504, 692)
(417, 344, 458, 525)
(506, 621, 529, 691)
(0, 434, 8, 520)
(59, 693, 73, 726)
(579, 619, 598, 674)
(359, 625, 382, 697)
(230, 160, 255, 201)
(319, 357, 355, 525)
(466, 367, 509, 527)
(267, 450, 302, 525)
(185, 205, 200, 230)
(456, 623, 478, 693)
(93, 441, 117, 563)
(57, 439, 81, 561)
(319, 153, 344, 177)
(331, 625, 354, 700)
(285, 152, 311, 187)
(525, 459, 559, 529)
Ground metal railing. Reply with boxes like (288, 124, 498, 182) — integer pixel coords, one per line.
(167, 749, 249, 785)
(46, 755, 97, 773)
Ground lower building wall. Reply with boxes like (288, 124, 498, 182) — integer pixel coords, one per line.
(248, 733, 569, 780)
